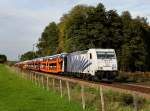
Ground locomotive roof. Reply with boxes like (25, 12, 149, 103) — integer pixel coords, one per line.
(69, 50, 88, 55)
(69, 48, 115, 55)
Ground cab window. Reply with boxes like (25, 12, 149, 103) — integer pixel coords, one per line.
(90, 53, 92, 59)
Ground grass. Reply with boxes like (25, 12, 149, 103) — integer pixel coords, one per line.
(0, 64, 92, 111)
(59, 80, 150, 111)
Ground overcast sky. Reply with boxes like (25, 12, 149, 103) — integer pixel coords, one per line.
(0, 0, 149, 60)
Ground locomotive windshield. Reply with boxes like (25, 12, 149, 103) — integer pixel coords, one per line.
(96, 51, 115, 59)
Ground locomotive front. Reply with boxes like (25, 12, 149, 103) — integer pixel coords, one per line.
(88, 49, 118, 80)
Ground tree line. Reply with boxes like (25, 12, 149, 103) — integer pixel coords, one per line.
(21, 3, 150, 72)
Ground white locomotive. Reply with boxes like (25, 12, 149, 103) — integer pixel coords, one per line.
(65, 48, 118, 80)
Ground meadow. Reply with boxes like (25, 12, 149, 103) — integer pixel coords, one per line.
(0, 64, 91, 111)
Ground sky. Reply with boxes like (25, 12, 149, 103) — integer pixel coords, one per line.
(0, 0, 149, 60)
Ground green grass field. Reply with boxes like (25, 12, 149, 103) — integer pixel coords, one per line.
(0, 64, 91, 111)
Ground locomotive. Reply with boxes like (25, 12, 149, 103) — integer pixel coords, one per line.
(15, 48, 118, 81)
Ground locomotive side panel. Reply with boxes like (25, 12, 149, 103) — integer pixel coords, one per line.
(66, 51, 92, 74)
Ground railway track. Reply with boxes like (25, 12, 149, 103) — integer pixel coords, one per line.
(104, 83, 150, 95)
(123, 83, 150, 89)
(28, 70, 150, 99)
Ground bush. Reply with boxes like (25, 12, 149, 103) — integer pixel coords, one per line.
(0, 54, 7, 63)
(115, 72, 130, 82)
(120, 94, 133, 106)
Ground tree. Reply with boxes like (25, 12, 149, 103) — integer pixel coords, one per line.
(0, 54, 7, 63)
(62, 4, 91, 52)
(85, 3, 107, 49)
(37, 22, 59, 56)
(57, 14, 70, 53)
(120, 13, 147, 71)
(59, 3, 108, 52)
(20, 51, 37, 61)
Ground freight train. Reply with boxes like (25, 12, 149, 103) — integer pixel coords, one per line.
(15, 48, 118, 81)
